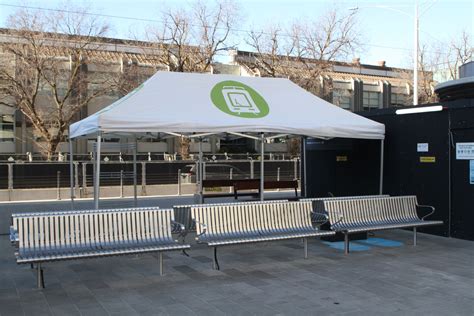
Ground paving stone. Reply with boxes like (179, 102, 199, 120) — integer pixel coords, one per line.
(0, 214, 473, 316)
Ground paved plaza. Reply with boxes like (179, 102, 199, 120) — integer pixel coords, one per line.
(0, 224, 473, 315)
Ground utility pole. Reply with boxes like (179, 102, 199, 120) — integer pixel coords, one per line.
(413, 0, 419, 105)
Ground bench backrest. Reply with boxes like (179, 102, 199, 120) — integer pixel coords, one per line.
(320, 196, 419, 228)
(301, 195, 390, 217)
(11, 207, 174, 253)
(300, 194, 389, 202)
(173, 200, 288, 232)
(191, 201, 313, 237)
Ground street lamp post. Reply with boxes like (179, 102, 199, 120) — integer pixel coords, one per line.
(351, 1, 419, 105)
(413, 2, 419, 105)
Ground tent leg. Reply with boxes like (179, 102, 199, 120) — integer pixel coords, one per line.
(69, 138, 75, 210)
(94, 133, 102, 210)
(198, 139, 203, 204)
(379, 139, 384, 195)
(260, 133, 264, 201)
(302, 136, 307, 197)
(133, 138, 137, 207)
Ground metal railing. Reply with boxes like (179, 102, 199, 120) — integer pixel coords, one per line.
(0, 159, 301, 201)
(0, 152, 298, 163)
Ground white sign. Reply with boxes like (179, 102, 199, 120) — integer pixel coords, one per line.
(417, 143, 429, 152)
(456, 143, 474, 160)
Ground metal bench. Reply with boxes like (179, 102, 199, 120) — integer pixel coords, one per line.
(191, 201, 335, 270)
(318, 196, 443, 254)
(10, 207, 190, 288)
(301, 195, 390, 224)
(173, 200, 289, 235)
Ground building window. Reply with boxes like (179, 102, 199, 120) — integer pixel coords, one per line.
(0, 114, 14, 142)
(333, 90, 352, 110)
(391, 93, 407, 106)
(363, 91, 381, 110)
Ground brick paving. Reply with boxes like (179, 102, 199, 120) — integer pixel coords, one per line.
(0, 227, 473, 315)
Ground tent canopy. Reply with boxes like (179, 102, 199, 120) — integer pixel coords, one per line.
(70, 71, 385, 140)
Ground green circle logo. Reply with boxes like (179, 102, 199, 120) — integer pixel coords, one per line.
(210, 81, 269, 118)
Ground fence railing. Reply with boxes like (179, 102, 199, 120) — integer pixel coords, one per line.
(0, 159, 301, 201)
(0, 152, 297, 163)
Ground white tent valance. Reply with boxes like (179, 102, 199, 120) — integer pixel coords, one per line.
(70, 71, 385, 140)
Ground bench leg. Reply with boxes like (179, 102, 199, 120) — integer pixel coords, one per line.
(413, 227, 417, 246)
(37, 263, 44, 289)
(344, 233, 350, 255)
(159, 252, 164, 276)
(303, 238, 308, 259)
(212, 247, 220, 270)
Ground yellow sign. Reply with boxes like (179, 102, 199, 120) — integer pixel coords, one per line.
(336, 156, 348, 162)
(420, 156, 436, 163)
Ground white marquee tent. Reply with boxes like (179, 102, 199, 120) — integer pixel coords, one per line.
(69, 71, 385, 208)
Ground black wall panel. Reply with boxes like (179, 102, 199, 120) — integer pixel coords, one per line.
(305, 101, 474, 240)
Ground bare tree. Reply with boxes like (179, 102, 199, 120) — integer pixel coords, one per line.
(245, 8, 360, 97)
(246, 26, 292, 78)
(142, 0, 238, 156)
(418, 45, 438, 103)
(146, 0, 237, 73)
(0, 4, 111, 159)
(243, 9, 360, 148)
(402, 30, 472, 104)
(443, 30, 472, 80)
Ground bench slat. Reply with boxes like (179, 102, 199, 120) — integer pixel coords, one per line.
(323, 196, 442, 232)
(192, 201, 334, 246)
(11, 208, 190, 264)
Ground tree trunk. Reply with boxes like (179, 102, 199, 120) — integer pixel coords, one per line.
(44, 138, 61, 161)
(179, 136, 190, 160)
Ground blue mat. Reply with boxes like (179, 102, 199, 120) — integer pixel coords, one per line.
(356, 238, 403, 247)
(322, 241, 371, 252)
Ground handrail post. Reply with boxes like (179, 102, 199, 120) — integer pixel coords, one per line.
(120, 170, 124, 198)
(7, 163, 13, 201)
(57, 171, 61, 200)
(229, 168, 233, 193)
(82, 162, 87, 197)
(250, 159, 254, 179)
(141, 161, 147, 196)
(277, 167, 280, 191)
(294, 158, 298, 180)
(178, 169, 182, 196)
(74, 162, 79, 198)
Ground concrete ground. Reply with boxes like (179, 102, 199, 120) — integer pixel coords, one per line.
(0, 228, 473, 315)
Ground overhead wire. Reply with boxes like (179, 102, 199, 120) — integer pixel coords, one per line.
(0, 2, 432, 53)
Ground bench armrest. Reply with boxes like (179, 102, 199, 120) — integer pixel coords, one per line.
(171, 221, 186, 233)
(310, 211, 329, 226)
(193, 220, 207, 238)
(417, 204, 436, 220)
(9, 226, 18, 245)
(330, 212, 344, 229)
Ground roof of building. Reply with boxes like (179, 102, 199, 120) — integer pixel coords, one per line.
(434, 76, 474, 101)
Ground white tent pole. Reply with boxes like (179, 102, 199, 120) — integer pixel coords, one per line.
(198, 138, 203, 204)
(69, 138, 75, 210)
(302, 136, 307, 197)
(260, 133, 265, 201)
(379, 139, 384, 195)
(94, 133, 102, 209)
(133, 137, 138, 207)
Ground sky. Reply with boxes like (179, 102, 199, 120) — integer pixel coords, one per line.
(0, 0, 472, 70)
